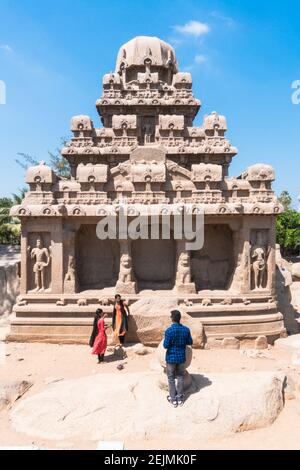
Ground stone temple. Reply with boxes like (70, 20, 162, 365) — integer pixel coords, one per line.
(9, 36, 286, 347)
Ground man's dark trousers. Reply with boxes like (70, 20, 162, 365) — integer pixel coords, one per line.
(166, 363, 185, 401)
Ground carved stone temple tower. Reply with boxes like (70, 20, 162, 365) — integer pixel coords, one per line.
(9, 36, 286, 347)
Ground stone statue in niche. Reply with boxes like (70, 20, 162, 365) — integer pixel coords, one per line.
(116, 243, 137, 294)
(118, 253, 133, 283)
(175, 249, 196, 293)
(143, 123, 153, 144)
(65, 255, 76, 283)
(176, 252, 191, 284)
(63, 226, 78, 293)
(141, 116, 155, 145)
(229, 252, 243, 291)
(28, 236, 50, 292)
(251, 231, 268, 289)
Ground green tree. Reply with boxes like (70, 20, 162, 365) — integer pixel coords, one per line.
(3, 137, 72, 245)
(0, 189, 27, 245)
(0, 197, 14, 225)
(48, 145, 71, 179)
(278, 190, 292, 211)
(15, 137, 71, 179)
(276, 206, 300, 257)
(11, 188, 27, 205)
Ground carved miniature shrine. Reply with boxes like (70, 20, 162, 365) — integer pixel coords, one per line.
(9, 36, 286, 346)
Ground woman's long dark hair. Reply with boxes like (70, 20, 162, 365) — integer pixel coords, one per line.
(96, 308, 104, 317)
(89, 308, 103, 347)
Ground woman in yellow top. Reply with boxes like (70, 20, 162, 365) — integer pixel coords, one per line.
(112, 294, 130, 346)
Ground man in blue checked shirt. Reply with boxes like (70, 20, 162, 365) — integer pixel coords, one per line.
(163, 310, 193, 407)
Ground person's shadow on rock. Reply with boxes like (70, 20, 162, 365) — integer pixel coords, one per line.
(103, 347, 127, 363)
(184, 374, 212, 402)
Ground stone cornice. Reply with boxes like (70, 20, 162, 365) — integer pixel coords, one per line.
(11, 201, 283, 218)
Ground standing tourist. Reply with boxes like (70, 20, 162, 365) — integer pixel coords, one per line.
(163, 310, 193, 407)
(89, 308, 108, 363)
(112, 294, 130, 347)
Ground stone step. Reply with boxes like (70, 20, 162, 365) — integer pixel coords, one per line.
(14, 306, 113, 317)
(15, 297, 113, 306)
(204, 320, 285, 342)
(10, 311, 282, 329)
(180, 293, 274, 303)
(198, 312, 283, 325)
(7, 314, 117, 344)
(17, 292, 274, 304)
(186, 302, 277, 317)
(11, 316, 94, 326)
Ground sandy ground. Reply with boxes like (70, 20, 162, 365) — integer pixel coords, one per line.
(1, 336, 300, 450)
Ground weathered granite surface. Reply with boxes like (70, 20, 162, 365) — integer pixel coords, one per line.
(11, 371, 285, 441)
(0, 245, 20, 317)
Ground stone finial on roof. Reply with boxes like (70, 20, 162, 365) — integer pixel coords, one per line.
(243, 164, 275, 181)
(204, 111, 227, 133)
(25, 163, 56, 185)
(71, 115, 94, 133)
(115, 36, 178, 73)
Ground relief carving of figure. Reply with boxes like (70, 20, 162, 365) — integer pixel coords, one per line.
(176, 251, 191, 284)
(28, 236, 50, 292)
(143, 123, 154, 144)
(65, 255, 76, 282)
(175, 249, 196, 293)
(251, 232, 268, 289)
(116, 246, 136, 294)
(118, 253, 133, 283)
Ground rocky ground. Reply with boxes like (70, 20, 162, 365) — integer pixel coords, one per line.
(1, 332, 300, 450)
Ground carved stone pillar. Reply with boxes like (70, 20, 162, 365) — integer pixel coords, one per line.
(240, 225, 251, 294)
(175, 240, 196, 294)
(267, 223, 276, 295)
(229, 228, 244, 292)
(116, 239, 137, 294)
(50, 220, 64, 294)
(20, 222, 29, 295)
(63, 224, 79, 294)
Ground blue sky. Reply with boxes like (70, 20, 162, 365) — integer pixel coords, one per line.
(0, 0, 299, 206)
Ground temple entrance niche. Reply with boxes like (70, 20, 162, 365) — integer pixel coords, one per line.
(132, 238, 176, 290)
(191, 224, 234, 290)
(76, 225, 120, 291)
(138, 116, 156, 145)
